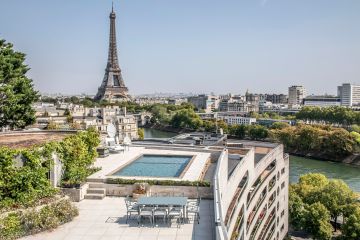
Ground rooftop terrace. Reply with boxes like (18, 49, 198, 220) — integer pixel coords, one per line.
(20, 197, 215, 240)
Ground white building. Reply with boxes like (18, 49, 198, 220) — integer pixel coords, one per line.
(288, 85, 306, 106)
(338, 83, 360, 107)
(224, 116, 256, 126)
(214, 143, 289, 240)
(303, 95, 341, 107)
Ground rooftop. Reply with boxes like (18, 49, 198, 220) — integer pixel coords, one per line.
(20, 197, 215, 240)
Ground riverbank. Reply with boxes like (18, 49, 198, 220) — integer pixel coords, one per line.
(289, 155, 360, 192)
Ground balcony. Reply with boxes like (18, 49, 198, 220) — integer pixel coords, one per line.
(247, 160, 276, 208)
(225, 173, 248, 228)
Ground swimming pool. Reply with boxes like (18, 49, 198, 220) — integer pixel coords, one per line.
(111, 154, 193, 178)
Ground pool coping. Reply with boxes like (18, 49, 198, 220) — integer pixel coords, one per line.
(88, 147, 211, 182)
(106, 153, 197, 179)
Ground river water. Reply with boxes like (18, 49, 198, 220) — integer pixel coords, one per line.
(143, 128, 360, 192)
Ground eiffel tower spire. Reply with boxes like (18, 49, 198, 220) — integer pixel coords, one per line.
(95, 3, 129, 101)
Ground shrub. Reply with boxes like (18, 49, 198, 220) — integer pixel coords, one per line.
(0, 213, 23, 240)
(0, 198, 78, 240)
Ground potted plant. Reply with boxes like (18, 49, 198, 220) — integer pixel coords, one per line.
(132, 182, 149, 199)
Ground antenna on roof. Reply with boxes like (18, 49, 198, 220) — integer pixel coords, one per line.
(112, 1, 114, 12)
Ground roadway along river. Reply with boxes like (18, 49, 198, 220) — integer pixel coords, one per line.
(143, 128, 360, 192)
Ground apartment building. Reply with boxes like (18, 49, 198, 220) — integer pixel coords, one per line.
(338, 83, 360, 107)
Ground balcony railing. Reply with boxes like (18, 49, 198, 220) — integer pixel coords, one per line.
(247, 162, 276, 208)
(258, 208, 276, 240)
(225, 176, 248, 228)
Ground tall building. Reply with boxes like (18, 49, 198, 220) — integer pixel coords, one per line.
(288, 85, 306, 106)
(338, 83, 360, 107)
(187, 94, 219, 112)
(95, 5, 129, 102)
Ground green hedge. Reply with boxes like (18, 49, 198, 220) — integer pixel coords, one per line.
(0, 198, 78, 240)
(106, 178, 211, 187)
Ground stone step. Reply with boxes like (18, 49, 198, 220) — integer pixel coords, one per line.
(88, 182, 104, 189)
(84, 193, 105, 200)
(87, 188, 106, 194)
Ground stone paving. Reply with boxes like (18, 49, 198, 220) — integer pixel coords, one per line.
(20, 197, 215, 240)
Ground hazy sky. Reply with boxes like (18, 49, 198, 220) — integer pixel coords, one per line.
(1, 0, 359, 95)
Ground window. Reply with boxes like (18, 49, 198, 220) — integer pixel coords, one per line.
(281, 210, 284, 218)
(281, 182, 285, 189)
(281, 167, 285, 175)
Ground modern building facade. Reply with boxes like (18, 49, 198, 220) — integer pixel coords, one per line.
(303, 95, 341, 107)
(288, 85, 306, 106)
(223, 116, 256, 126)
(95, 6, 129, 102)
(214, 143, 289, 240)
(338, 83, 360, 107)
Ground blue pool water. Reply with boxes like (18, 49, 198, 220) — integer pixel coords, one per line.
(112, 154, 193, 177)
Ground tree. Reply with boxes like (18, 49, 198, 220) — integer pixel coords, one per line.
(342, 207, 360, 240)
(170, 109, 203, 130)
(46, 121, 59, 130)
(63, 108, 71, 116)
(290, 173, 359, 239)
(138, 128, 144, 140)
(302, 202, 333, 240)
(270, 122, 290, 129)
(248, 125, 268, 140)
(0, 39, 39, 129)
(319, 179, 355, 231)
(229, 124, 247, 139)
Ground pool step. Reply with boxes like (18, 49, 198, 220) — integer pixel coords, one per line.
(84, 193, 105, 200)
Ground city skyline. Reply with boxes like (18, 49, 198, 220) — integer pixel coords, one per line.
(1, 0, 360, 95)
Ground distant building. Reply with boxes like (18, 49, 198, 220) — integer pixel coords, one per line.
(219, 100, 249, 112)
(288, 86, 306, 106)
(223, 116, 256, 126)
(115, 114, 138, 141)
(265, 94, 288, 104)
(187, 94, 219, 112)
(303, 95, 340, 107)
(338, 83, 360, 107)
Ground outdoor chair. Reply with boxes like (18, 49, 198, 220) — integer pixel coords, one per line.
(125, 198, 139, 223)
(168, 205, 183, 228)
(187, 197, 201, 207)
(187, 204, 200, 224)
(153, 207, 168, 225)
(138, 206, 154, 226)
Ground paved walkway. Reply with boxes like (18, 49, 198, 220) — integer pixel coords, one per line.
(20, 197, 215, 240)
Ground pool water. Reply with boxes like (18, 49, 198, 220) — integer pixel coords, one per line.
(112, 154, 193, 177)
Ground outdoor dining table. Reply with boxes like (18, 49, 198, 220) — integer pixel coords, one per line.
(138, 196, 188, 219)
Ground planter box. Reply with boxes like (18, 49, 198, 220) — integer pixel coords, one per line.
(60, 183, 89, 202)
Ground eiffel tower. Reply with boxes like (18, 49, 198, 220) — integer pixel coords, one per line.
(95, 4, 129, 102)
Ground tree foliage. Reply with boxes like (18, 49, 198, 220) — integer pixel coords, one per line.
(170, 108, 203, 130)
(271, 124, 358, 158)
(296, 106, 360, 126)
(289, 173, 359, 239)
(0, 39, 39, 129)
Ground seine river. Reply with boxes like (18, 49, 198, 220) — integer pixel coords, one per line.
(143, 128, 360, 192)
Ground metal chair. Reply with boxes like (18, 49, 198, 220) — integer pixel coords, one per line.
(187, 204, 200, 224)
(138, 206, 154, 227)
(125, 198, 139, 223)
(168, 205, 183, 228)
(153, 207, 168, 225)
